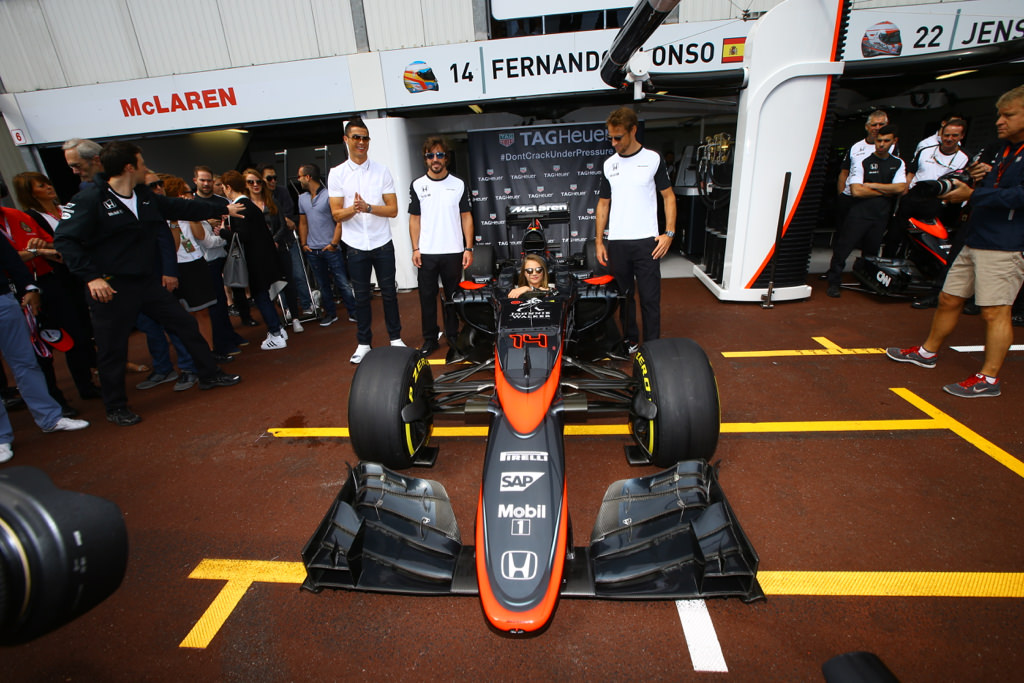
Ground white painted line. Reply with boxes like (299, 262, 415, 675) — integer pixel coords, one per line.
(676, 599, 728, 672)
(951, 344, 1024, 353)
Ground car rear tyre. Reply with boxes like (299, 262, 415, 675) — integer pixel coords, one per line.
(631, 338, 720, 465)
(348, 347, 434, 469)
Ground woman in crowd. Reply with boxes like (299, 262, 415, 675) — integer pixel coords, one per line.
(217, 171, 289, 350)
(508, 254, 555, 298)
(163, 176, 218, 348)
(10, 172, 101, 401)
(242, 168, 303, 334)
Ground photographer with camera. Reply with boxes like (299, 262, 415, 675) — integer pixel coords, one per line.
(886, 85, 1024, 398)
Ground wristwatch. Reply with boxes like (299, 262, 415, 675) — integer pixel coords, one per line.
(664, 231, 675, 238)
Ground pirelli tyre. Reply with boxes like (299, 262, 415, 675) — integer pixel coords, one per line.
(465, 244, 494, 282)
(348, 347, 434, 469)
(631, 338, 720, 466)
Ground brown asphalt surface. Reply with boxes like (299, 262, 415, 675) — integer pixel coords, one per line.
(3, 275, 1022, 682)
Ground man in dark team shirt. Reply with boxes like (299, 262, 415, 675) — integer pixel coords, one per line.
(827, 125, 907, 297)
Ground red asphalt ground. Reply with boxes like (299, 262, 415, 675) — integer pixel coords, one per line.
(2, 275, 1022, 682)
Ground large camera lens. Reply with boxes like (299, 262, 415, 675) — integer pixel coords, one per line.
(0, 466, 127, 645)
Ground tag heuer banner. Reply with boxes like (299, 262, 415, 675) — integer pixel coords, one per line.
(467, 121, 611, 258)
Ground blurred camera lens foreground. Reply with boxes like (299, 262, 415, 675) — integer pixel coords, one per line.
(0, 466, 127, 645)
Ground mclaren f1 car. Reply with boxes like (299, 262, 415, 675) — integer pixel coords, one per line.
(302, 211, 762, 634)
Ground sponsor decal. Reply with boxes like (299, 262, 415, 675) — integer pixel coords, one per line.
(487, 169, 495, 175)
(471, 189, 479, 197)
(511, 519, 531, 536)
(509, 298, 551, 320)
(500, 451, 549, 462)
(501, 550, 538, 581)
(507, 203, 568, 214)
(120, 88, 237, 117)
(497, 503, 547, 519)
(499, 132, 515, 147)
(500, 472, 546, 492)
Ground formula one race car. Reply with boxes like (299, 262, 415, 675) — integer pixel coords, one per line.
(302, 211, 761, 634)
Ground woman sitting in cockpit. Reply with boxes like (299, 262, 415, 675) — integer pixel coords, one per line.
(508, 254, 556, 298)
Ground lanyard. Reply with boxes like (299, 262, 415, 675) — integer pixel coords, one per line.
(995, 142, 1024, 187)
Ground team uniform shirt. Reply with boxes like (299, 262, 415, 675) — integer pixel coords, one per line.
(914, 132, 941, 157)
(297, 188, 337, 250)
(1, 207, 53, 277)
(598, 147, 672, 240)
(326, 158, 396, 251)
(841, 138, 898, 195)
(408, 173, 471, 254)
(908, 145, 969, 188)
(847, 152, 906, 222)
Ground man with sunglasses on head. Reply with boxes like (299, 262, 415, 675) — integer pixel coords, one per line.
(327, 117, 404, 364)
(408, 136, 474, 358)
(595, 107, 676, 353)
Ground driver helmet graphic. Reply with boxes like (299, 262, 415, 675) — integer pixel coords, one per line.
(403, 61, 439, 93)
(861, 20, 902, 57)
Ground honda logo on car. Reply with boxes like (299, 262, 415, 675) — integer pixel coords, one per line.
(501, 551, 538, 581)
(499, 471, 546, 492)
(497, 504, 546, 518)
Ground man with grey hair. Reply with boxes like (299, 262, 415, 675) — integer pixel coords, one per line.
(63, 138, 104, 189)
(887, 84, 1024, 398)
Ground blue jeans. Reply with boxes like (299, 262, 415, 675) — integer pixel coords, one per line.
(346, 241, 401, 345)
(136, 312, 197, 374)
(289, 241, 313, 310)
(253, 290, 283, 335)
(306, 246, 357, 319)
(0, 293, 62, 442)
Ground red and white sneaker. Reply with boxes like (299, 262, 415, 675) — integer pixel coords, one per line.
(943, 373, 1001, 398)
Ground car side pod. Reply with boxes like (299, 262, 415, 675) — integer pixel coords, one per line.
(301, 462, 463, 594)
(588, 461, 763, 602)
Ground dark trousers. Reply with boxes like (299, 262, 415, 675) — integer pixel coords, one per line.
(88, 275, 218, 411)
(35, 270, 96, 399)
(346, 241, 401, 345)
(205, 256, 245, 354)
(607, 237, 661, 343)
(827, 209, 889, 285)
(417, 252, 462, 343)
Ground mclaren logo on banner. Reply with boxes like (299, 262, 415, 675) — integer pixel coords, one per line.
(468, 121, 611, 257)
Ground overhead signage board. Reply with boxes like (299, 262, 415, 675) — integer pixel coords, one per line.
(491, 1, 632, 20)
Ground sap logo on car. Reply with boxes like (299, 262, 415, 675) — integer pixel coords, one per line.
(501, 551, 538, 581)
(499, 451, 548, 462)
(499, 471, 546, 492)
(497, 503, 547, 519)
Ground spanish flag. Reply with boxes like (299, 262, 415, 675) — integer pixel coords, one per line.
(722, 37, 746, 63)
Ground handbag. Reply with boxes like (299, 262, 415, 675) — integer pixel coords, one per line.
(223, 231, 249, 289)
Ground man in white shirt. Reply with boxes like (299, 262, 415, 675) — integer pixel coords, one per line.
(408, 136, 474, 357)
(595, 107, 676, 351)
(327, 118, 403, 364)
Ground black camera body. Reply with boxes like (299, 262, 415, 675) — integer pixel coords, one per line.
(0, 467, 127, 645)
(911, 168, 975, 198)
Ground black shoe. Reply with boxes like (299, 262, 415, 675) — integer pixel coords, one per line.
(1012, 313, 1024, 328)
(243, 319, 259, 327)
(418, 338, 440, 356)
(106, 407, 142, 426)
(79, 384, 102, 400)
(213, 353, 235, 363)
(911, 294, 938, 309)
(199, 370, 241, 390)
(60, 404, 79, 418)
(827, 284, 841, 298)
(228, 305, 240, 317)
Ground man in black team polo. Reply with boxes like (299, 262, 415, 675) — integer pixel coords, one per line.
(595, 107, 676, 352)
(54, 141, 242, 426)
(826, 124, 907, 297)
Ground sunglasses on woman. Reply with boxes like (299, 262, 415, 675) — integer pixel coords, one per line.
(246, 179, 263, 185)
(524, 267, 544, 275)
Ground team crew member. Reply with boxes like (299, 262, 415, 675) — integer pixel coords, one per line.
(408, 136, 474, 357)
(595, 107, 676, 351)
(887, 85, 1024, 398)
(54, 141, 242, 426)
(826, 125, 907, 297)
(835, 110, 895, 224)
(328, 117, 404, 364)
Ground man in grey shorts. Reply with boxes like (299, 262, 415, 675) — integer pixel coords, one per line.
(886, 84, 1024, 397)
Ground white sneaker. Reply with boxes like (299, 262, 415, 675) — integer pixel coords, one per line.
(261, 332, 288, 351)
(390, 339, 407, 348)
(292, 319, 304, 334)
(43, 416, 90, 433)
(0, 443, 12, 463)
(350, 344, 372, 364)
(280, 327, 289, 341)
